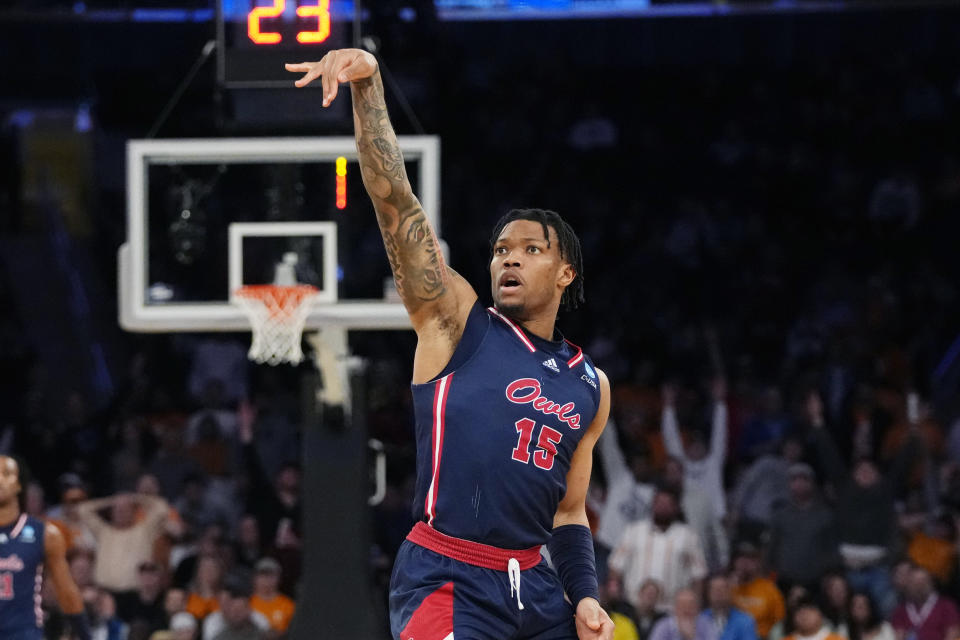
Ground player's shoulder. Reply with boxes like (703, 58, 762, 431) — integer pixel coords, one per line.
(41, 518, 64, 548)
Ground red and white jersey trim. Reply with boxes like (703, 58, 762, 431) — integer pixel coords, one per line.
(425, 373, 454, 526)
(488, 307, 585, 370)
(487, 307, 536, 353)
(564, 340, 584, 368)
(10, 513, 27, 539)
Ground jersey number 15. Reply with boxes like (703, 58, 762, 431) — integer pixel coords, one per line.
(0, 572, 13, 600)
(511, 418, 563, 471)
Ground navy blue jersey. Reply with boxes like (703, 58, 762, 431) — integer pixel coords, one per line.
(0, 514, 46, 637)
(411, 303, 602, 549)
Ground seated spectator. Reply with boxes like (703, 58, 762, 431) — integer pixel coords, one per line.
(239, 411, 301, 551)
(46, 472, 96, 552)
(848, 592, 895, 640)
(173, 475, 232, 542)
(185, 554, 224, 622)
(68, 547, 96, 591)
(150, 611, 199, 640)
(249, 557, 295, 634)
(115, 560, 169, 635)
(609, 485, 709, 611)
(767, 463, 837, 590)
(164, 587, 189, 627)
(820, 571, 851, 636)
(202, 577, 270, 640)
(231, 515, 262, 570)
(650, 588, 717, 640)
(769, 586, 810, 640)
(610, 579, 667, 640)
(783, 597, 846, 640)
(634, 580, 667, 640)
(890, 567, 960, 640)
(76, 492, 171, 593)
(730, 435, 803, 544)
(701, 573, 759, 640)
(890, 559, 915, 606)
(172, 524, 228, 590)
(149, 425, 204, 502)
(732, 543, 786, 640)
(83, 585, 129, 640)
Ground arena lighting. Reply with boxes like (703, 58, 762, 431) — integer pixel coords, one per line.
(335, 155, 347, 210)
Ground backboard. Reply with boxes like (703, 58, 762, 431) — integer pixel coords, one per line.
(118, 136, 441, 332)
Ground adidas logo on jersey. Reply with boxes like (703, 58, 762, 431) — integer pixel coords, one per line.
(541, 358, 559, 373)
(0, 534, 7, 544)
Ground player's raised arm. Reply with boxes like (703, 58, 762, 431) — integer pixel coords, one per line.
(286, 51, 476, 349)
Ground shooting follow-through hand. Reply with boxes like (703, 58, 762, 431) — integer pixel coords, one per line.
(285, 48, 378, 107)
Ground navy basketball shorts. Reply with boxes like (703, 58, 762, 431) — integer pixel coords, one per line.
(390, 523, 577, 640)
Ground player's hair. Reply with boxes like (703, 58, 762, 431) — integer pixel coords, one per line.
(490, 208, 585, 309)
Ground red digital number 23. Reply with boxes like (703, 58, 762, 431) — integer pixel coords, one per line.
(248, 0, 331, 45)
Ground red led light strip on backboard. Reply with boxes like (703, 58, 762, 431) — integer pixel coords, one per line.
(336, 156, 347, 210)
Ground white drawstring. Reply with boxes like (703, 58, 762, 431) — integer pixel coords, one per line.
(508, 558, 524, 610)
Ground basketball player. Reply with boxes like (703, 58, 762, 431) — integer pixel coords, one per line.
(0, 455, 91, 640)
(287, 50, 615, 640)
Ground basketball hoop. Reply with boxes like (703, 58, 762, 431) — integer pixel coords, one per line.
(234, 284, 319, 365)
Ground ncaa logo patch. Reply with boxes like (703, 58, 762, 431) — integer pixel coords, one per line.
(584, 362, 597, 379)
(21, 526, 35, 543)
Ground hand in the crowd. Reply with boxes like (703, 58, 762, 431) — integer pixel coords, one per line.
(662, 384, 678, 408)
(575, 598, 615, 640)
(710, 376, 727, 402)
(237, 399, 256, 444)
(806, 390, 824, 428)
(285, 48, 378, 106)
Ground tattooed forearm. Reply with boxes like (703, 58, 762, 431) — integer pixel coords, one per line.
(351, 72, 449, 309)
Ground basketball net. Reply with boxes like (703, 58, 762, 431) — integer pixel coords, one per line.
(234, 284, 318, 365)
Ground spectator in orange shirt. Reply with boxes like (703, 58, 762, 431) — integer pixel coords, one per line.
(249, 557, 295, 634)
(732, 543, 786, 640)
(184, 554, 223, 621)
(906, 515, 957, 587)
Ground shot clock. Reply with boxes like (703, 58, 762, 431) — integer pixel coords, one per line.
(217, 0, 351, 87)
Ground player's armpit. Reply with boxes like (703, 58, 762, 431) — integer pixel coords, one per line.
(43, 523, 84, 615)
(554, 369, 610, 528)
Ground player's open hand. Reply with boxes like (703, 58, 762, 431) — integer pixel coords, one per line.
(575, 598, 614, 640)
(285, 49, 378, 107)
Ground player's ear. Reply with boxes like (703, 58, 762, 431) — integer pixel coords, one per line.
(557, 262, 575, 289)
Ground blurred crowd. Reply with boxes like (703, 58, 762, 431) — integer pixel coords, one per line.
(1, 12, 960, 640)
(1, 339, 303, 640)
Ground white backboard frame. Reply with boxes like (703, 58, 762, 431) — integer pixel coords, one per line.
(119, 136, 441, 332)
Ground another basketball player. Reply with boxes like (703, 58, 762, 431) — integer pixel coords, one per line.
(287, 51, 615, 639)
(0, 455, 91, 640)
